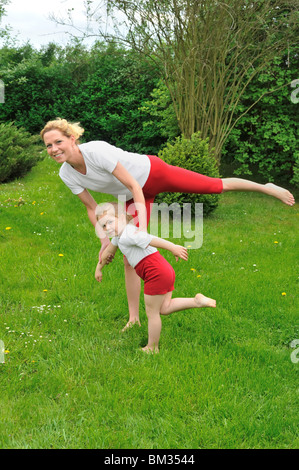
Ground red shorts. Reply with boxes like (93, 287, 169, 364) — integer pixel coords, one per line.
(135, 252, 175, 295)
(126, 155, 223, 226)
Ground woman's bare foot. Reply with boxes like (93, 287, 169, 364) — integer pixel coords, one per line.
(265, 183, 295, 206)
(142, 345, 159, 354)
(195, 293, 216, 308)
(121, 319, 141, 332)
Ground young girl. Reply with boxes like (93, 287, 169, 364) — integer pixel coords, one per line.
(95, 202, 216, 353)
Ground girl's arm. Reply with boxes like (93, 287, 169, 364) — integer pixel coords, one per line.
(149, 237, 188, 262)
(95, 242, 118, 282)
(112, 162, 147, 232)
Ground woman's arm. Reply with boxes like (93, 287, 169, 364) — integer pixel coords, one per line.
(112, 162, 147, 232)
(77, 189, 112, 262)
(77, 189, 99, 227)
(149, 237, 188, 262)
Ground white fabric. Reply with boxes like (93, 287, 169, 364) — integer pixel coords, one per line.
(59, 141, 151, 200)
(111, 223, 157, 268)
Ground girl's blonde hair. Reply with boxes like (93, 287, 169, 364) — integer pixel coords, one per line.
(40, 117, 84, 143)
(96, 202, 133, 224)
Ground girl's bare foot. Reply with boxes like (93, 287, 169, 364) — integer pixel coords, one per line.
(142, 345, 159, 354)
(195, 293, 216, 308)
(265, 183, 295, 206)
(121, 319, 141, 332)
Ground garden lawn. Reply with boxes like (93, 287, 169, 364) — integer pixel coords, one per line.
(0, 157, 298, 449)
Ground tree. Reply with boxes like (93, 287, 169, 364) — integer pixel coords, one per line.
(52, 0, 299, 164)
(0, 0, 10, 41)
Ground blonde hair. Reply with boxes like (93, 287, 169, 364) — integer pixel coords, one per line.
(96, 202, 133, 224)
(40, 118, 84, 143)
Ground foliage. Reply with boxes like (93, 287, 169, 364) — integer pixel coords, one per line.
(140, 79, 180, 144)
(291, 155, 299, 187)
(221, 50, 299, 186)
(80, 0, 299, 162)
(142, 53, 298, 187)
(0, 39, 297, 185)
(0, 0, 10, 40)
(0, 121, 44, 183)
(0, 41, 164, 154)
(155, 132, 220, 216)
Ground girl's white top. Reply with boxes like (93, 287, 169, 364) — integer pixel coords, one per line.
(111, 224, 157, 268)
(59, 141, 151, 200)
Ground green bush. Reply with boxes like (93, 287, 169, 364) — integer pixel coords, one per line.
(221, 51, 298, 186)
(291, 154, 299, 187)
(0, 122, 44, 183)
(155, 132, 220, 216)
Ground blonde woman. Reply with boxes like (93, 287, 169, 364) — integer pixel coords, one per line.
(41, 118, 295, 330)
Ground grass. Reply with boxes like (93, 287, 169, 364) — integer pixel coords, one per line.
(0, 157, 298, 449)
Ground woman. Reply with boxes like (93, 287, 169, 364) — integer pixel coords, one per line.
(40, 118, 295, 330)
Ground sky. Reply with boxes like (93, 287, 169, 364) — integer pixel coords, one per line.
(1, 0, 104, 48)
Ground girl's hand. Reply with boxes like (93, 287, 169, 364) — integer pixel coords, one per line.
(172, 245, 188, 262)
(95, 266, 103, 282)
(99, 238, 114, 264)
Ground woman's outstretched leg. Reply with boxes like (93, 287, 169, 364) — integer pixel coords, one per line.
(142, 157, 295, 206)
(222, 179, 295, 206)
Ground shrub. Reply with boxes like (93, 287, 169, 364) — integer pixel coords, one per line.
(0, 122, 44, 183)
(155, 132, 220, 216)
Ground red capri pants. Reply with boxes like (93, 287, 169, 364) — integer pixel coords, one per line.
(126, 155, 223, 225)
(135, 251, 175, 295)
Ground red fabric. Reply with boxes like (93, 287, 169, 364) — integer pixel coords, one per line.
(125, 155, 223, 227)
(143, 155, 223, 197)
(135, 252, 175, 295)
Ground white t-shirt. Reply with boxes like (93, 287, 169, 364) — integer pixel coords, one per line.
(59, 141, 151, 200)
(111, 223, 157, 268)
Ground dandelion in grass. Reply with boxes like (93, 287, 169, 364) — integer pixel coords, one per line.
(43, 289, 48, 292)
(190, 268, 196, 272)
(58, 254, 64, 257)
(274, 241, 279, 244)
(5, 227, 12, 230)
(282, 292, 287, 296)
(40, 212, 44, 215)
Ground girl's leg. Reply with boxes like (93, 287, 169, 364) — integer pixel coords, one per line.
(222, 179, 295, 206)
(143, 294, 165, 353)
(160, 292, 216, 315)
(143, 291, 216, 352)
(123, 258, 141, 331)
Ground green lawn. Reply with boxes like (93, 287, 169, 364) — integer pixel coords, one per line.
(0, 157, 298, 449)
